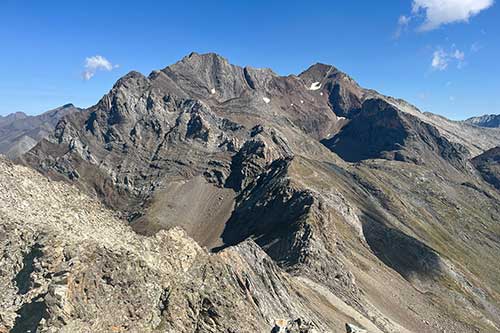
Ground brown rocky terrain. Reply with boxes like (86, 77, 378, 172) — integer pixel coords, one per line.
(3, 52, 500, 332)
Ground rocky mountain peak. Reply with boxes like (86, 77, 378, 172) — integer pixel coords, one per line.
(180, 51, 231, 67)
(323, 97, 470, 169)
(464, 113, 500, 128)
(298, 62, 364, 118)
(0, 111, 28, 124)
(163, 52, 243, 92)
(299, 62, 339, 82)
(113, 70, 149, 90)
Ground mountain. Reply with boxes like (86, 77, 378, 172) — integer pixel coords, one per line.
(464, 114, 500, 128)
(0, 104, 80, 158)
(0, 111, 29, 125)
(472, 146, 500, 190)
(1, 156, 364, 333)
(7, 53, 500, 332)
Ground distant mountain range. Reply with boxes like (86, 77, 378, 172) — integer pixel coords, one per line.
(0, 103, 80, 158)
(464, 114, 500, 128)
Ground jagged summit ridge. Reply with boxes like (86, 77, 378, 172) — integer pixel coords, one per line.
(464, 113, 500, 128)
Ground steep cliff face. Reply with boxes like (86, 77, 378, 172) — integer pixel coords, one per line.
(12, 53, 500, 332)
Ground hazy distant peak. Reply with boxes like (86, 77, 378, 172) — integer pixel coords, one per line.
(464, 114, 500, 128)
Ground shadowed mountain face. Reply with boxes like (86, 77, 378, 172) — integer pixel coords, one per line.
(0, 104, 80, 158)
(322, 98, 470, 169)
(465, 114, 500, 128)
(9, 53, 500, 332)
(472, 146, 500, 190)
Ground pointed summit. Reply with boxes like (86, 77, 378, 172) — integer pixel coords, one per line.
(161, 52, 250, 100)
(299, 63, 340, 83)
(299, 62, 364, 117)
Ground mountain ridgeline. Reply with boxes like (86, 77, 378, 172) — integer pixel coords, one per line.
(2, 52, 500, 333)
(464, 114, 500, 128)
(0, 104, 80, 158)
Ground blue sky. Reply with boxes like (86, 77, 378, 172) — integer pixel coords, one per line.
(0, 0, 498, 120)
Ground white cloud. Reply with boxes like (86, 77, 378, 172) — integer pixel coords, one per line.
(431, 47, 466, 71)
(82, 55, 118, 80)
(412, 0, 494, 31)
(432, 49, 448, 70)
(453, 49, 465, 61)
(399, 15, 412, 26)
(394, 15, 411, 38)
(453, 49, 465, 69)
(452, 49, 466, 68)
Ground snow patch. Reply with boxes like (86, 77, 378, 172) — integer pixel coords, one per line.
(290, 103, 294, 106)
(337, 117, 346, 121)
(320, 92, 324, 96)
(307, 82, 321, 91)
(210, 88, 216, 94)
(300, 100, 304, 104)
(263, 97, 271, 104)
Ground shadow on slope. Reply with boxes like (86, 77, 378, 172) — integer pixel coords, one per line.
(322, 98, 469, 169)
(361, 215, 443, 281)
(11, 296, 47, 333)
(321, 99, 408, 162)
(472, 146, 500, 190)
(213, 159, 313, 266)
(14, 243, 43, 295)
